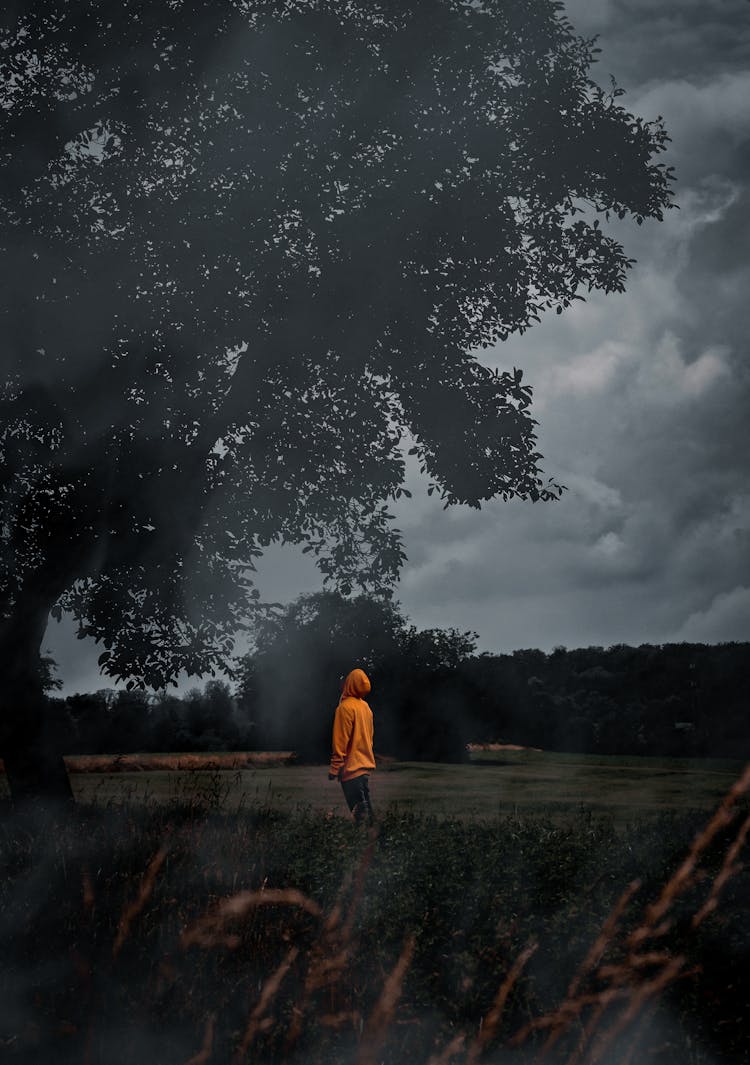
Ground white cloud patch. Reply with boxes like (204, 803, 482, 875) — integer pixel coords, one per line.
(674, 586, 750, 642)
(632, 72, 750, 154)
(593, 531, 625, 559)
(682, 348, 730, 395)
(562, 473, 623, 511)
(543, 342, 627, 401)
(636, 333, 730, 403)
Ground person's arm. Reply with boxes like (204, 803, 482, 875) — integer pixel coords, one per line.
(329, 702, 353, 779)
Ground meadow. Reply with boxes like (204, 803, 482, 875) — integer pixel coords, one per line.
(1, 752, 749, 1064)
(12, 748, 745, 826)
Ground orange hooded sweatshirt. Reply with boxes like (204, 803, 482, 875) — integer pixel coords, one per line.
(329, 668, 375, 782)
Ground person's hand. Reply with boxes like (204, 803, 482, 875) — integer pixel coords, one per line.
(328, 773, 337, 781)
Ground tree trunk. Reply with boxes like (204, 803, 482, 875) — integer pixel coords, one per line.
(2, 706, 74, 807)
(0, 597, 74, 807)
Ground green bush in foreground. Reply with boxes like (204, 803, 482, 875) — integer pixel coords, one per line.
(0, 793, 748, 1064)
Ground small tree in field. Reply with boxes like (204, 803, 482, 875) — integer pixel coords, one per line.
(236, 591, 411, 758)
(236, 591, 480, 761)
(0, 0, 674, 801)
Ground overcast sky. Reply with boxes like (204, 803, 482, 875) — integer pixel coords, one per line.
(47, 0, 750, 693)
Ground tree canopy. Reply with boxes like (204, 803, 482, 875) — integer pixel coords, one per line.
(1, 1, 674, 716)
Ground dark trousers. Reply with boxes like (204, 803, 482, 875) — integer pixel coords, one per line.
(341, 774, 373, 825)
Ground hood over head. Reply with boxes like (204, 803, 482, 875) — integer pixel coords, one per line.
(340, 668, 371, 699)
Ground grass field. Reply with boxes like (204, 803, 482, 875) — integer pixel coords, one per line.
(3, 749, 744, 824)
(2, 751, 749, 1063)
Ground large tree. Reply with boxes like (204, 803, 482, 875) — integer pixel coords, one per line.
(0, 0, 674, 802)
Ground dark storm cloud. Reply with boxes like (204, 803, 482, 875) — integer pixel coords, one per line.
(565, 0, 750, 87)
(386, 0, 750, 652)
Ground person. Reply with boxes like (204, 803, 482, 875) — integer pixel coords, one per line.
(328, 667, 375, 825)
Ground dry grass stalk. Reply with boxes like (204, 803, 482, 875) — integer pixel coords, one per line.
(76, 862, 98, 1065)
(560, 960, 698, 1065)
(465, 940, 538, 1064)
(692, 810, 750, 928)
(560, 971, 689, 1065)
(300, 946, 352, 995)
(341, 829, 378, 939)
(282, 937, 350, 1051)
(284, 834, 377, 1054)
(234, 946, 299, 1062)
(618, 998, 660, 1065)
(81, 865, 95, 912)
(508, 986, 628, 1065)
(320, 868, 353, 936)
(597, 951, 674, 981)
(182, 1011, 216, 1065)
(528, 879, 642, 1059)
(563, 996, 611, 1065)
(427, 1032, 467, 1065)
(522, 763, 750, 1062)
(566, 880, 641, 1001)
(318, 826, 377, 937)
(319, 1009, 362, 1030)
(112, 844, 168, 959)
(515, 759, 747, 1065)
(630, 760, 750, 950)
(513, 987, 629, 1047)
(180, 888, 322, 950)
(583, 955, 688, 1065)
(356, 931, 416, 1065)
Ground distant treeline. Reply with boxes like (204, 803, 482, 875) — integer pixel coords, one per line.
(46, 593, 749, 762)
(462, 641, 749, 760)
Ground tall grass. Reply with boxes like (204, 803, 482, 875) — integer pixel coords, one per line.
(1, 767, 749, 1064)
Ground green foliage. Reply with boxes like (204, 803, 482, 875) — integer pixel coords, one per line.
(465, 641, 750, 759)
(0, 800, 744, 1063)
(38, 653, 62, 694)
